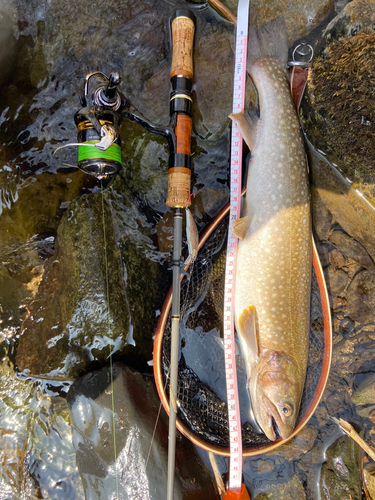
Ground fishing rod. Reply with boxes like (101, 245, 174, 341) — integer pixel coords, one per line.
(166, 9, 196, 500)
(53, 9, 197, 499)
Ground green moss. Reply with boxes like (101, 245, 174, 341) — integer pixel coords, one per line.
(302, 31, 375, 184)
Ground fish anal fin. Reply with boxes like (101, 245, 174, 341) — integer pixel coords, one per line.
(233, 215, 252, 240)
(238, 305, 259, 358)
(229, 111, 258, 151)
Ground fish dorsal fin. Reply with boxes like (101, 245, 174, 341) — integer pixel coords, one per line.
(237, 305, 259, 359)
(233, 215, 252, 240)
(229, 111, 258, 151)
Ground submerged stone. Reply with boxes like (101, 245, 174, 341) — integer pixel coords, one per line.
(265, 425, 319, 460)
(205, 0, 334, 41)
(0, 360, 84, 499)
(0, 169, 90, 346)
(307, 140, 375, 264)
(66, 362, 219, 500)
(319, 434, 362, 500)
(352, 372, 375, 406)
(346, 270, 375, 324)
(363, 462, 375, 500)
(16, 175, 160, 380)
(253, 472, 306, 500)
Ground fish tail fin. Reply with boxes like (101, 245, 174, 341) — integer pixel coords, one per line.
(247, 16, 288, 71)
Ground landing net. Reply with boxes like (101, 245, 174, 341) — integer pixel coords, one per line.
(153, 203, 331, 456)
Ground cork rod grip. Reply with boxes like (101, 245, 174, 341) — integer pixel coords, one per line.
(166, 114, 192, 208)
(170, 16, 195, 79)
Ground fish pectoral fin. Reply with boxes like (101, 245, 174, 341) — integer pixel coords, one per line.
(229, 111, 258, 151)
(238, 305, 259, 359)
(233, 215, 252, 240)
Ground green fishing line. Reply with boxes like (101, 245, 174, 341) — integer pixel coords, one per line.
(101, 181, 119, 498)
(78, 142, 121, 162)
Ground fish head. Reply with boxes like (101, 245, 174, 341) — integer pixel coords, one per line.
(249, 350, 303, 441)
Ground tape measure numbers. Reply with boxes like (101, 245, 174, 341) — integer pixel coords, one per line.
(223, 0, 250, 492)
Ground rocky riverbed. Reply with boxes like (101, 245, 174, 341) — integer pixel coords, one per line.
(0, 0, 375, 498)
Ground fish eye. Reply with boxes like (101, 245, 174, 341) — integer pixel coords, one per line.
(282, 403, 293, 417)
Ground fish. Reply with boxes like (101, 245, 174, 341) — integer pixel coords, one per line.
(230, 17, 312, 441)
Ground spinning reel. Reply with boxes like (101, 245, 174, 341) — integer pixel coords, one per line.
(54, 70, 176, 180)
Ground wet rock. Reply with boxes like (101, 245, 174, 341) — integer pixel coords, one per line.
(363, 462, 375, 500)
(333, 0, 351, 13)
(16, 175, 160, 379)
(329, 229, 375, 271)
(265, 425, 318, 460)
(329, 249, 347, 270)
(43, 0, 169, 97)
(356, 405, 375, 421)
(352, 373, 375, 406)
(255, 459, 275, 475)
(0, 360, 84, 499)
(315, 404, 331, 427)
(301, 2, 375, 185)
(335, 317, 355, 336)
(324, 389, 353, 416)
(315, 241, 332, 269)
(253, 472, 306, 500)
(0, 170, 89, 284)
(207, 0, 334, 41)
(346, 270, 375, 324)
(0, 170, 90, 346)
(66, 362, 219, 500)
(319, 434, 362, 500)
(306, 141, 375, 263)
(312, 189, 335, 241)
(0, 11, 17, 85)
(324, 264, 348, 299)
(352, 182, 375, 208)
(320, 0, 375, 43)
(193, 16, 253, 142)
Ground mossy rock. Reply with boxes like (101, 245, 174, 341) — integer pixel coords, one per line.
(319, 434, 362, 500)
(16, 175, 160, 380)
(301, 0, 375, 185)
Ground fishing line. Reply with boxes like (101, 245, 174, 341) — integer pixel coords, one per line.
(145, 372, 169, 471)
(100, 180, 119, 498)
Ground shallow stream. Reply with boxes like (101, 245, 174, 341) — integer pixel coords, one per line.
(0, 0, 375, 498)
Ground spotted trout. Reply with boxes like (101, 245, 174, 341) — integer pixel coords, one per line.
(230, 17, 312, 441)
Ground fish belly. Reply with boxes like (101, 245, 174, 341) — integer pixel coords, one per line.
(235, 60, 312, 379)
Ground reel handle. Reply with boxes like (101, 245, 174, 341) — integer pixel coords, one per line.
(166, 9, 196, 208)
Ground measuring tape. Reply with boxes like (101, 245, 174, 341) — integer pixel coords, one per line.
(223, 0, 250, 492)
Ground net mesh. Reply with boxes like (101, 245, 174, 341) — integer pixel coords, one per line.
(160, 214, 325, 449)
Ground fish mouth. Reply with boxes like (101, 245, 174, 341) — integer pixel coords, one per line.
(260, 396, 290, 441)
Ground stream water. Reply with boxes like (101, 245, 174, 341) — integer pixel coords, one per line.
(0, 0, 375, 498)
